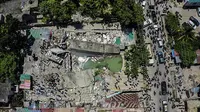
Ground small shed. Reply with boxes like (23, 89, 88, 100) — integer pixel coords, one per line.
(171, 49, 181, 64)
(19, 74, 31, 89)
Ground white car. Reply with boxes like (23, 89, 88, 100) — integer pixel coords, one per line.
(162, 101, 168, 112)
(143, 19, 153, 27)
(142, 1, 146, 9)
(188, 20, 197, 29)
(153, 25, 159, 30)
(157, 37, 163, 47)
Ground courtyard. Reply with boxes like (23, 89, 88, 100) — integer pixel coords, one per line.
(83, 56, 123, 73)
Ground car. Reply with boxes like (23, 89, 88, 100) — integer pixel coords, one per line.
(162, 100, 168, 112)
(152, 11, 156, 17)
(158, 51, 164, 64)
(149, 5, 154, 10)
(157, 37, 163, 47)
(197, 7, 200, 17)
(187, 20, 197, 29)
(143, 19, 153, 27)
(141, 1, 146, 9)
(153, 25, 159, 30)
(161, 81, 167, 95)
(189, 16, 199, 26)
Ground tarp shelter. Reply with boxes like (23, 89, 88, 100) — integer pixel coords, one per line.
(19, 74, 31, 89)
(171, 49, 175, 58)
(191, 87, 200, 93)
(128, 32, 134, 40)
(115, 37, 121, 45)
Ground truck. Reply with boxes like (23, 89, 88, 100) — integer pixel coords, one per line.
(146, 43, 154, 65)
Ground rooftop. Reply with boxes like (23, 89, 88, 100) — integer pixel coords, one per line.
(105, 93, 141, 108)
(19, 74, 31, 89)
(68, 39, 120, 54)
(0, 82, 11, 103)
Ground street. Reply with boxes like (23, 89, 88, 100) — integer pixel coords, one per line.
(142, 0, 185, 112)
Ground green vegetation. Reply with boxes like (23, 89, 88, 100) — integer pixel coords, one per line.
(174, 41, 196, 67)
(165, 12, 199, 67)
(83, 56, 122, 72)
(124, 30, 149, 78)
(11, 91, 24, 107)
(94, 69, 104, 76)
(39, 0, 78, 23)
(79, 0, 112, 18)
(110, 0, 144, 26)
(165, 12, 180, 35)
(0, 53, 17, 83)
(39, 0, 144, 26)
(0, 14, 27, 83)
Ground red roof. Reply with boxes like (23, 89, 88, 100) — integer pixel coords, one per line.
(105, 93, 140, 108)
(76, 108, 84, 112)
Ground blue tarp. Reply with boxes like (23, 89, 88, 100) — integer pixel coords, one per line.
(171, 49, 175, 58)
(191, 87, 200, 93)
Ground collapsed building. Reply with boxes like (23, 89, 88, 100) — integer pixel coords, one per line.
(21, 27, 143, 111)
(68, 39, 120, 54)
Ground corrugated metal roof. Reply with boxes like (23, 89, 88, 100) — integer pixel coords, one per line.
(20, 74, 31, 80)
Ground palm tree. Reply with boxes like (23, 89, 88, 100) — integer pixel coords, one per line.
(177, 30, 196, 42)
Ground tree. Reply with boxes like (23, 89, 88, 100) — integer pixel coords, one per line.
(112, 0, 144, 26)
(124, 34, 149, 78)
(165, 12, 180, 35)
(0, 15, 26, 84)
(11, 91, 24, 107)
(39, 0, 77, 23)
(0, 53, 17, 83)
(79, 0, 112, 18)
(0, 14, 26, 53)
(176, 30, 196, 43)
(175, 41, 196, 67)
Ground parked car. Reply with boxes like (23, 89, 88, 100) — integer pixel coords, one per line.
(157, 37, 163, 47)
(161, 81, 167, 95)
(162, 100, 168, 112)
(149, 5, 154, 10)
(189, 16, 199, 26)
(158, 51, 164, 64)
(187, 20, 197, 29)
(154, 25, 159, 30)
(141, 1, 146, 9)
(143, 19, 153, 27)
(197, 7, 200, 17)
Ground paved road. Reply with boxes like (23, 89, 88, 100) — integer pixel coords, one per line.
(142, 0, 182, 112)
